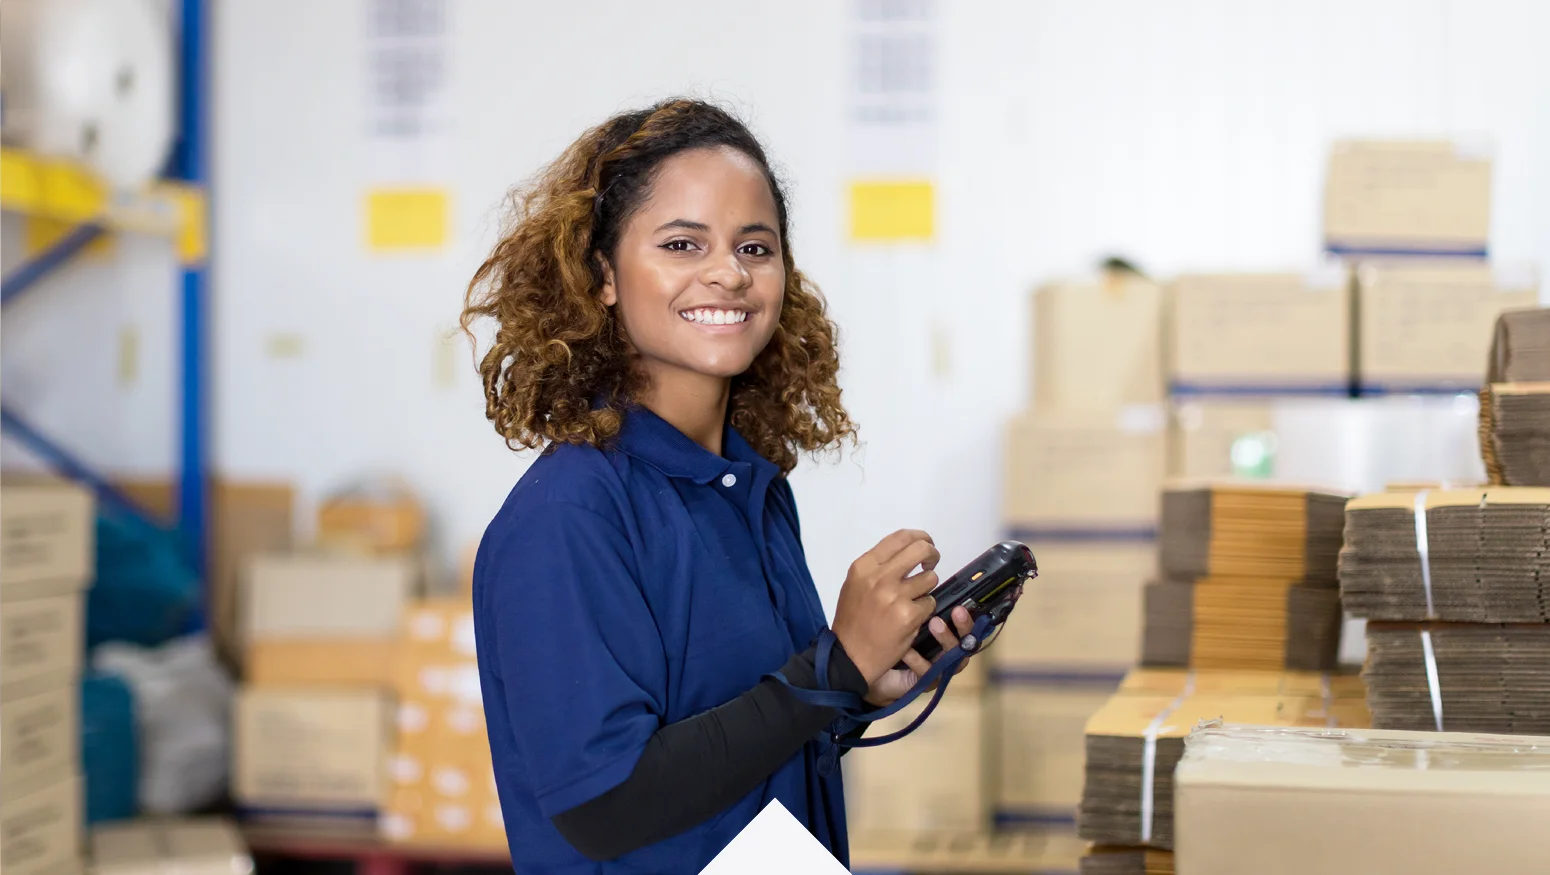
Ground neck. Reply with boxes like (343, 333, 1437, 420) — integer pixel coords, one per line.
(639, 367, 732, 456)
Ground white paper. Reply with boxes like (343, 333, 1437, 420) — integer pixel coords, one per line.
(697, 799, 850, 875)
(364, 0, 452, 184)
(845, 0, 938, 178)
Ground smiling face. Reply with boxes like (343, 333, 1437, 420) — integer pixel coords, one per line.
(599, 146, 786, 395)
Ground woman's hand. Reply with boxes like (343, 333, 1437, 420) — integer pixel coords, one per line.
(862, 605, 975, 706)
(830, 529, 942, 693)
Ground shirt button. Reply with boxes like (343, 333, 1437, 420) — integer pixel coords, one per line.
(721, 473, 737, 487)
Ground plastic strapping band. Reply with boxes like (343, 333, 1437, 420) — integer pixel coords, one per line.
(1139, 671, 1194, 845)
(1414, 489, 1444, 732)
(1320, 673, 1336, 729)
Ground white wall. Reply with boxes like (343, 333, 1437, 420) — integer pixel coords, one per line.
(6, 0, 1550, 612)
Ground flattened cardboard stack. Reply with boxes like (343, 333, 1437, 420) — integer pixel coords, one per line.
(1340, 488, 1550, 623)
(1081, 846, 1175, 875)
(1485, 306, 1550, 382)
(1363, 623, 1550, 735)
(1480, 308, 1550, 487)
(1340, 487, 1550, 734)
(1482, 384, 1550, 486)
(1077, 692, 1298, 850)
(1142, 485, 1347, 672)
(1175, 724, 1550, 875)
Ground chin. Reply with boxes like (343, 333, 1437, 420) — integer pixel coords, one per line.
(694, 358, 757, 379)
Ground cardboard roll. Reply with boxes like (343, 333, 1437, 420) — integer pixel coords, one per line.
(1, 0, 175, 190)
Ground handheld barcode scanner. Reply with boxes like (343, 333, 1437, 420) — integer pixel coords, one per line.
(772, 539, 1039, 775)
(904, 539, 1038, 664)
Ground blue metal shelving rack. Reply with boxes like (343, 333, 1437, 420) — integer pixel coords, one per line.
(0, 0, 211, 612)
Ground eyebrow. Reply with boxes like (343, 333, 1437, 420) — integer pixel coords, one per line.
(653, 219, 778, 237)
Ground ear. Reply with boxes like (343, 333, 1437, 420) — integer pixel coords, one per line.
(597, 255, 618, 306)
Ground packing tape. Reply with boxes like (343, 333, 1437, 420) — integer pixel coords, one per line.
(1413, 490, 1444, 731)
(1139, 671, 1195, 844)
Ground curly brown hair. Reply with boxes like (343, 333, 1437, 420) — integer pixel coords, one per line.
(460, 98, 856, 474)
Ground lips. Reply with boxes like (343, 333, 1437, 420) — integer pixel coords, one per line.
(678, 307, 749, 326)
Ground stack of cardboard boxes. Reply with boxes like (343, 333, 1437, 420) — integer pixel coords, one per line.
(229, 491, 430, 838)
(1, 478, 94, 875)
(995, 274, 1167, 836)
(380, 597, 505, 849)
(1172, 141, 1536, 488)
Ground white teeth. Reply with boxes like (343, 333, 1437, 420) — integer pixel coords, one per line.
(679, 308, 745, 325)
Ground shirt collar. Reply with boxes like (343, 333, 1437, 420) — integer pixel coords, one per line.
(616, 405, 776, 484)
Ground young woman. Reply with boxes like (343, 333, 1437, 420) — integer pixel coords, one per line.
(463, 98, 976, 874)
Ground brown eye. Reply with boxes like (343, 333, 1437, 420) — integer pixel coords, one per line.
(739, 243, 773, 257)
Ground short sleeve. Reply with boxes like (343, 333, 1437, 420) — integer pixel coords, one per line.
(479, 501, 667, 817)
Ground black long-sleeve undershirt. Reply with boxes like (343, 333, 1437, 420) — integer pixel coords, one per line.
(550, 642, 872, 862)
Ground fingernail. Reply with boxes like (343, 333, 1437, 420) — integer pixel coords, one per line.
(930, 617, 946, 634)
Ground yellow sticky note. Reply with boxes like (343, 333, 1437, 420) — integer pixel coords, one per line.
(848, 179, 934, 242)
(366, 189, 450, 251)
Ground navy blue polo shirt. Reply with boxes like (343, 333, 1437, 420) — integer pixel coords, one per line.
(472, 406, 849, 873)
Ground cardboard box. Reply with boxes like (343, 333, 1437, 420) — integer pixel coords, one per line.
(1323, 140, 1492, 256)
(456, 544, 477, 598)
(991, 683, 1116, 821)
(116, 478, 294, 671)
(246, 640, 401, 688)
(245, 554, 420, 642)
(844, 691, 986, 834)
(1, 479, 93, 598)
(1168, 272, 1350, 394)
(242, 553, 419, 686)
(1, 687, 79, 792)
(232, 687, 393, 812)
(1031, 277, 1164, 414)
(0, 775, 82, 875)
(1004, 413, 1166, 534)
(382, 734, 503, 849)
(317, 493, 425, 555)
(90, 817, 250, 875)
(1175, 724, 1550, 875)
(392, 694, 490, 778)
(1, 594, 84, 700)
(381, 784, 505, 849)
(850, 828, 1086, 874)
(988, 542, 1152, 673)
(1356, 262, 1539, 393)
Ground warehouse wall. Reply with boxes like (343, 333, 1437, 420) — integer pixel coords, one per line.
(5, 0, 1550, 612)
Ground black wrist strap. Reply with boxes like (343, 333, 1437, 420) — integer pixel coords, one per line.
(766, 613, 995, 776)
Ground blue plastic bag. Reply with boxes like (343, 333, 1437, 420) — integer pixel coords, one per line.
(87, 507, 201, 649)
(80, 673, 138, 824)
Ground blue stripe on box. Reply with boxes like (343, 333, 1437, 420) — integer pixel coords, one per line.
(1355, 383, 1481, 397)
(994, 809, 1078, 828)
(1169, 381, 1352, 398)
(1325, 243, 1487, 259)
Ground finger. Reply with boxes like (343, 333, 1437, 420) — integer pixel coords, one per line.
(901, 649, 932, 677)
(952, 606, 974, 636)
(881, 539, 941, 581)
(902, 568, 939, 599)
(911, 594, 937, 625)
(928, 615, 960, 658)
(872, 529, 935, 564)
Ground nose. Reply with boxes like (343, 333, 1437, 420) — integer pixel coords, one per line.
(700, 248, 751, 293)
